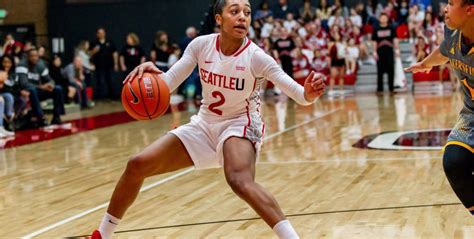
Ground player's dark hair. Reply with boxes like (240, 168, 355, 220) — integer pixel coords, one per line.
(214, 0, 227, 15)
(463, 0, 473, 5)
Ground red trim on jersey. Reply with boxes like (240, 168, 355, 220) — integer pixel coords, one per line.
(216, 35, 220, 52)
(243, 99, 251, 138)
(245, 99, 251, 127)
(261, 123, 265, 138)
(233, 38, 252, 57)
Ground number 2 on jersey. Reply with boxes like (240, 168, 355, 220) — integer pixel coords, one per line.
(208, 91, 225, 115)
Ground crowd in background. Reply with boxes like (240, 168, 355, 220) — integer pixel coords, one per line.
(0, 0, 449, 137)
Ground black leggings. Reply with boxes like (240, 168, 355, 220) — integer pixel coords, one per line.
(376, 50, 394, 92)
(443, 144, 474, 212)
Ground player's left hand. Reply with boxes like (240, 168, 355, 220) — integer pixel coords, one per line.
(303, 71, 326, 102)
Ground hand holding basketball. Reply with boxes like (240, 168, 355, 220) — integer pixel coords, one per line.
(303, 71, 326, 102)
(121, 72, 170, 120)
(123, 61, 163, 84)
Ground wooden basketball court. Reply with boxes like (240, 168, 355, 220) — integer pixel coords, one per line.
(2, 92, 474, 238)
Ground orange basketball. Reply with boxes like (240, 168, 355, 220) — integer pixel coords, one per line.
(121, 72, 170, 120)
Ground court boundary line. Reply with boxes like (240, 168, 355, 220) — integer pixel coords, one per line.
(23, 108, 341, 238)
(69, 202, 461, 236)
(257, 156, 439, 165)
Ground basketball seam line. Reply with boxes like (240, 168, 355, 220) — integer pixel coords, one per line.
(125, 86, 148, 119)
(138, 77, 152, 120)
(152, 75, 161, 116)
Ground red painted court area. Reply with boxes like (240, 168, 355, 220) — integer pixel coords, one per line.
(0, 111, 135, 149)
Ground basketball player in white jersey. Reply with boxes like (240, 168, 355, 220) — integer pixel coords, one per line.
(90, 0, 325, 238)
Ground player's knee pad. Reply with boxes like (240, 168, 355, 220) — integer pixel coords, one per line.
(443, 144, 474, 211)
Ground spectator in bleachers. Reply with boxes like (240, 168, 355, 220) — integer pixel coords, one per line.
(304, 22, 328, 53)
(90, 27, 118, 100)
(299, 0, 316, 22)
(49, 55, 72, 103)
(328, 31, 346, 94)
(2, 34, 23, 61)
(311, 47, 330, 76)
(345, 38, 360, 75)
(177, 27, 201, 100)
(385, 2, 399, 23)
(350, 8, 363, 28)
(372, 12, 399, 94)
(19, 41, 34, 64)
(273, 0, 297, 19)
(328, 8, 345, 29)
(397, 0, 410, 24)
(167, 44, 181, 68)
(0, 71, 15, 137)
(408, 4, 425, 43)
(283, 13, 298, 32)
(365, 0, 383, 25)
(119, 33, 146, 76)
(333, 0, 350, 18)
(75, 40, 95, 87)
(422, 11, 438, 41)
(254, 1, 273, 21)
(351, 25, 368, 61)
(0, 54, 27, 120)
(17, 48, 65, 126)
(342, 18, 355, 39)
(270, 20, 284, 42)
(64, 56, 90, 109)
(317, 0, 332, 31)
(150, 31, 171, 71)
(260, 15, 275, 38)
(37, 45, 49, 66)
(292, 47, 311, 86)
(273, 28, 296, 78)
(179, 26, 198, 53)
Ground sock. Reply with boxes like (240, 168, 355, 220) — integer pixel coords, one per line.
(272, 219, 299, 239)
(98, 212, 121, 239)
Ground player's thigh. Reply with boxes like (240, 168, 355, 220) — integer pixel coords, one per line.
(222, 136, 256, 182)
(130, 133, 194, 177)
(443, 144, 473, 174)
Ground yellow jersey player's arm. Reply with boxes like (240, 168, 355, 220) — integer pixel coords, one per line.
(405, 47, 449, 73)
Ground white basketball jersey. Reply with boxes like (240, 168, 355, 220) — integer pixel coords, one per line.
(196, 34, 263, 121)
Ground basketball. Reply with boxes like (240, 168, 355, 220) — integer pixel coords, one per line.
(121, 72, 170, 120)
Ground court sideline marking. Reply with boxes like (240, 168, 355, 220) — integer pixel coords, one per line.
(258, 156, 439, 165)
(22, 108, 341, 238)
(72, 202, 461, 236)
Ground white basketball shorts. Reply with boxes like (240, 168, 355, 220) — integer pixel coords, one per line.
(169, 113, 264, 169)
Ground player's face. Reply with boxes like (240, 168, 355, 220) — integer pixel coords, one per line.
(444, 0, 473, 29)
(216, 0, 251, 39)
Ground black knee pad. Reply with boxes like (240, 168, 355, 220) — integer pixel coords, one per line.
(443, 144, 474, 210)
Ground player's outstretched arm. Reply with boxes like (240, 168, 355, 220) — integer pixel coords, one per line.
(404, 47, 449, 73)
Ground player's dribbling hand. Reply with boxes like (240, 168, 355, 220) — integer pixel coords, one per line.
(123, 62, 163, 84)
(404, 61, 432, 73)
(303, 71, 326, 102)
